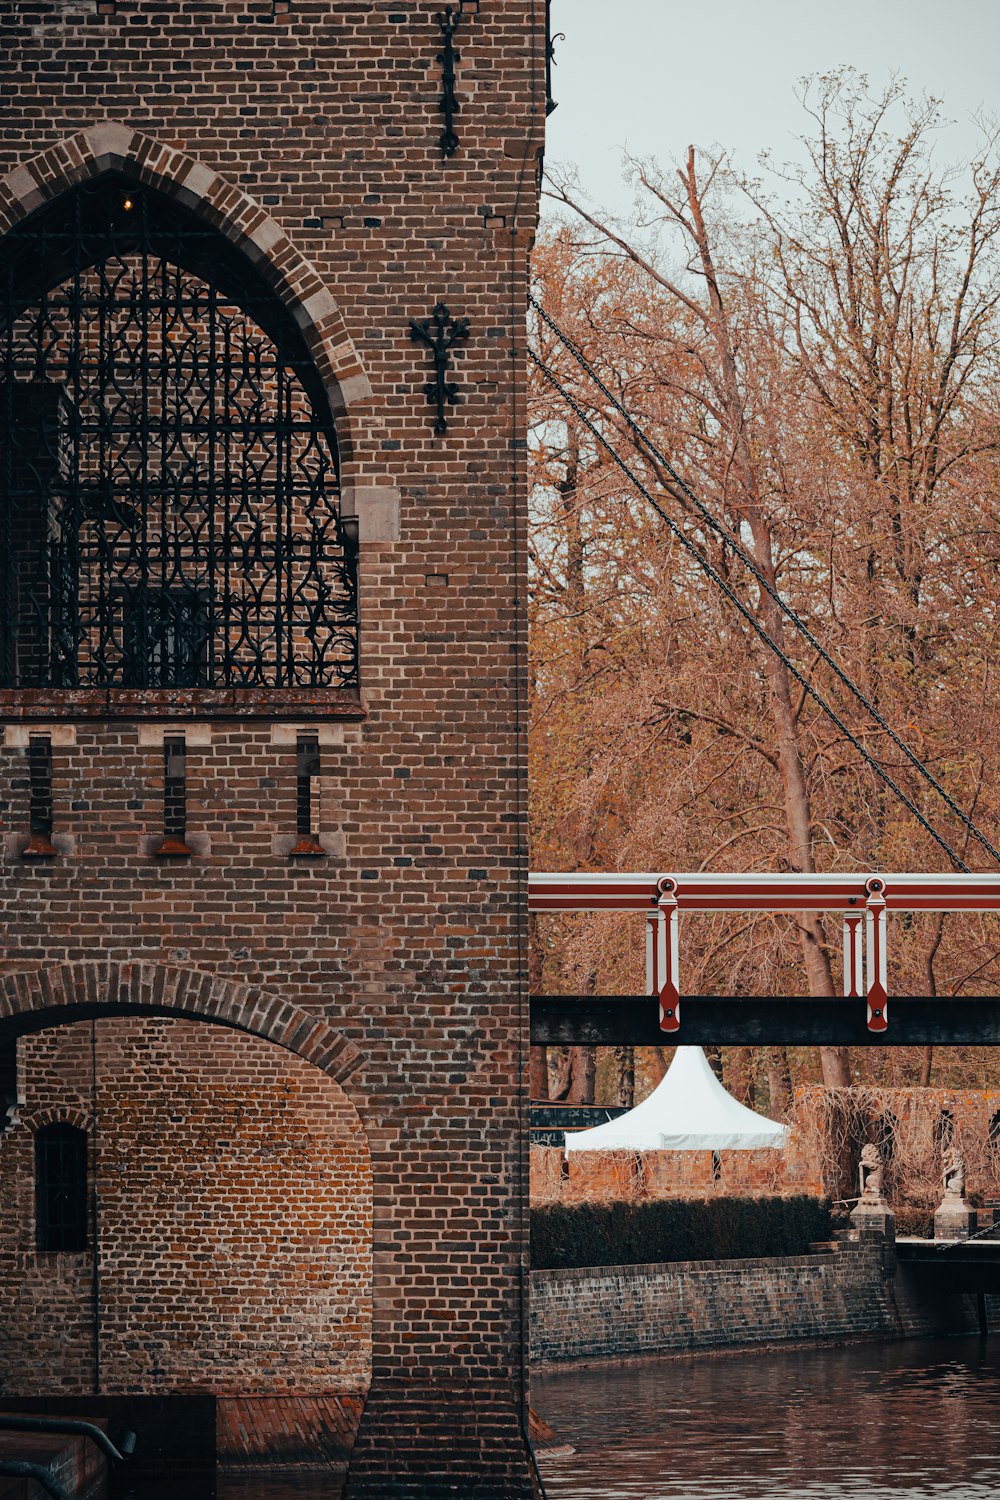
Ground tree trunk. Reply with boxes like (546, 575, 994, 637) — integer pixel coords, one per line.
(766, 1046, 792, 1116)
(561, 429, 599, 1102)
(648, 1047, 671, 1085)
(549, 1048, 572, 1101)
(920, 913, 944, 1088)
(530, 1048, 550, 1100)
(567, 1046, 596, 1104)
(724, 1046, 754, 1105)
(682, 149, 849, 1089)
(528, 912, 549, 1099)
(613, 1045, 635, 1107)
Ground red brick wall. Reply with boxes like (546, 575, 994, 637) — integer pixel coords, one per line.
(0, 2, 544, 1489)
(0, 1018, 372, 1395)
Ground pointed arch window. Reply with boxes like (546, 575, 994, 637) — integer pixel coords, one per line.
(0, 176, 358, 700)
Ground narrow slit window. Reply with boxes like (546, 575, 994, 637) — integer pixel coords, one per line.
(291, 733, 324, 856)
(23, 735, 56, 859)
(155, 735, 192, 857)
(35, 1122, 88, 1253)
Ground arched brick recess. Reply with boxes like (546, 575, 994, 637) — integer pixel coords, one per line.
(20, 1105, 90, 1134)
(2, 1014, 373, 1398)
(0, 961, 365, 1094)
(0, 123, 372, 464)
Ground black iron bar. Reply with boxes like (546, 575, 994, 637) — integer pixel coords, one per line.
(531, 995, 1000, 1048)
(437, 6, 462, 156)
(409, 301, 470, 433)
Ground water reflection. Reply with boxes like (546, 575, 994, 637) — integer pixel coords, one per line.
(534, 1337, 1000, 1499)
(117, 1473, 344, 1499)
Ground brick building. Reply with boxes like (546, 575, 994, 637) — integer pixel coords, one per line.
(0, 2, 545, 1494)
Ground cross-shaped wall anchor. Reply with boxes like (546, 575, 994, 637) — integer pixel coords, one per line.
(409, 302, 470, 434)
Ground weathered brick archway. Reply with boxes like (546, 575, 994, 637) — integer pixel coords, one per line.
(0, 960, 365, 1090)
(0, 964, 374, 1418)
(0, 123, 373, 465)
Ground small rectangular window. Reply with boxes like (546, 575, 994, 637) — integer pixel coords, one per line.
(23, 735, 56, 859)
(35, 1123, 88, 1253)
(119, 588, 210, 689)
(154, 735, 192, 857)
(291, 732, 325, 856)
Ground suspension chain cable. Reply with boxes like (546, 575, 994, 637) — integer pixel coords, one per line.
(529, 345, 970, 872)
(530, 294, 1000, 869)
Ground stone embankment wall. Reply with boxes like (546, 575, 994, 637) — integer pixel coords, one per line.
(531, 1245, 985, 1365)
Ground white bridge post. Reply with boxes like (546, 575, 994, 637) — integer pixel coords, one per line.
(865, 877, 888, 1032)
(647, 876, 680, 1032)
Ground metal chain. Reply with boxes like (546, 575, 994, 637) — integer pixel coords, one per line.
(529, 346, 970, 872)
(530, 294, 1000, 869)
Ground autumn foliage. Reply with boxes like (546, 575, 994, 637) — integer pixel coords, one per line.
(529, 74, 1000, 1104)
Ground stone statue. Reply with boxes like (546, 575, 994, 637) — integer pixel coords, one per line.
(942, 1143, 966, 1201)
(850, 1140, 893, 1238)
(935, 1140, 974, 1241)
(859, 1142, 884, 1202)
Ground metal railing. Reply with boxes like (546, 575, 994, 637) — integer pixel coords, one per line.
(0, 1415, 135, 1500)
(529, 872, 1000, 1033)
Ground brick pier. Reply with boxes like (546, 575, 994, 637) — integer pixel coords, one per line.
(0, 3, 546, 1493)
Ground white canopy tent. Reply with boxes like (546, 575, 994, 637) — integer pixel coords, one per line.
(564, 1046, 788, 1152)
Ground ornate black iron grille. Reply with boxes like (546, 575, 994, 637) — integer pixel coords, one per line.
(35, 1122, 88, 1253)
(0, 178, 358, 691)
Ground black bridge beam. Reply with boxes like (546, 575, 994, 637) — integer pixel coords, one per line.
(531, 996, 1000, 1048)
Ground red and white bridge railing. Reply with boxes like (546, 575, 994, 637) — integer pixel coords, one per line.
(528, 873, 1000, 1034)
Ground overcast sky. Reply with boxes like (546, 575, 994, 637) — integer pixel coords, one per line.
(543, 0, 1000, 222)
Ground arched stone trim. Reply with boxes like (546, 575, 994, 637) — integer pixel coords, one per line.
(0, 123, 373, 460)
(0, 962, 365, 1093)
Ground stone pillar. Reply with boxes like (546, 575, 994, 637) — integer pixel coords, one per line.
(849, 1142, 895, 1242)
(934, 1145, 975, 1241)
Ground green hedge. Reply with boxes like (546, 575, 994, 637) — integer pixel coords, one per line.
(893, 1205, 934, 1239)
(531, 1196, 832, 1270)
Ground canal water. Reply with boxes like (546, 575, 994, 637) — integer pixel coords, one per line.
(118, 1477, 343, 1498)
(108, 1336, 1000, 1497)
(534, 1336, 1000, 1499)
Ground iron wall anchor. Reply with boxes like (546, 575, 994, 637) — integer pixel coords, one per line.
(437, 6, 462, 156)
(409, 302, 470, 434)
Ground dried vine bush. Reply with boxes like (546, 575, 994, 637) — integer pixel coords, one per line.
(790, 1086, 1000, 1218)
(565, 1149, 670, 1204)
(558, 1146, 794, 1204)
